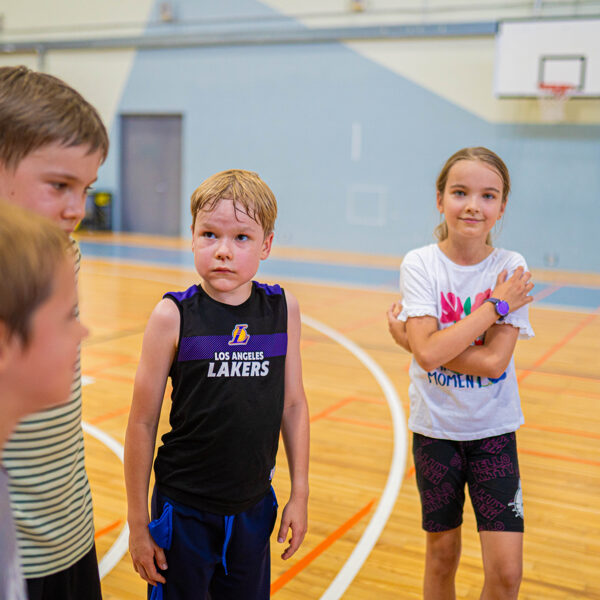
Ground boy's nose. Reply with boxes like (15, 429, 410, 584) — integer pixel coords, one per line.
(215, 240, 232, 259)
(64, 196, 86, 223)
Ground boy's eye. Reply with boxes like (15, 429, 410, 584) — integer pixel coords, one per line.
(453, 190, 465, 197)
(202, 231, 216, 239)
(483, 193, 496, 200)
(236, 234, 248, 242)
(51, 182, 68, 191)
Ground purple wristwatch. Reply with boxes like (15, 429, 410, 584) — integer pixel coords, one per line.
(485, 297, 509, 320)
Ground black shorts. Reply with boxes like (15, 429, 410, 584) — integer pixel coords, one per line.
(413, 432, 524, 533)
(26, 544, 102, 600)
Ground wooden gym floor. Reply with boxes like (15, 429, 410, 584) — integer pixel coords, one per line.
(75, 232, 600, 600)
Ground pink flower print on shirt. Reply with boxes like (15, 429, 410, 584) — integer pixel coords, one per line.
(463, 288, 492, 316)
(473, 289, 492, 310)
(440, 288, 492, 325)
(440, 291, 464, 323)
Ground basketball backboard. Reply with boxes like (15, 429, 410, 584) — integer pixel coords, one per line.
(494, 18, 600, 97)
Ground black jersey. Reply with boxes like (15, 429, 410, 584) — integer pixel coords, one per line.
(154, 281, 287, 515)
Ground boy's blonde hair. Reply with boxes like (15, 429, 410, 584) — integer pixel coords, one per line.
(191, 169, 277, 235)
(0, 65, 109, 170)
(435, 147, 511, 244)
(0, 200, 70, 345)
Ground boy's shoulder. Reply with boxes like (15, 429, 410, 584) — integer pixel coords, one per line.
(254, 281, 284, 296)
(163, 281, 285, 306)
(163, 284, 200, 304)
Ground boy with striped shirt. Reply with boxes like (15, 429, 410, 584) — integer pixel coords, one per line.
(0, 65, 108, 600)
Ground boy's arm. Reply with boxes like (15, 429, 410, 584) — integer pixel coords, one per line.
(124, 298, 179, 586)
(278, 291, 310, 560)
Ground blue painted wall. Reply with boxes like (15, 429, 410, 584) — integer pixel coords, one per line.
(99, 0, 600, 272)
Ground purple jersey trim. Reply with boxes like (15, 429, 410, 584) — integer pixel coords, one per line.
(254, 282, 283, 296)
(179, 332, 287, 361)
(164, 285, 199, 302)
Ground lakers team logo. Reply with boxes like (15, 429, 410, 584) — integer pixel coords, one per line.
(228, 324, 250, 346)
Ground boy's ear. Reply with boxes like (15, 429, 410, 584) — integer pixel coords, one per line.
(261, 232, 274, 260)
(190, 223, 195, 250)
(0, 162, 12, 198)
(0, 321, 16, 373)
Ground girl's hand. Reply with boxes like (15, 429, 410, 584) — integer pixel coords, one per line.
(387, 302, 412, 352)
(492, 267, 534, 313)
(128, 524, 167, 586)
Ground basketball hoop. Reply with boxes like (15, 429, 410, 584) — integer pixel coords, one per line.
(537, 83, 575, 123)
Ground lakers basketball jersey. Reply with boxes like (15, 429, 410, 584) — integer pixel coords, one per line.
(154, 281, 287, 515)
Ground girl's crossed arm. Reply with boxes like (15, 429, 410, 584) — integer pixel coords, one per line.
(124, 298, 179, 587)
(407, 267, 533, 373)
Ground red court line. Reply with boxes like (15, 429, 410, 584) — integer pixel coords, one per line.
(521, 382, 600, 400)
(520, 369, 600, 384)
(94, 519, 122, 539)
(270, 498, 375, 595)
(532, 284, 563, 302)
(310, 398, 354, 423)
(327, 416, 391, 430)
(522, 422, 600, 440)
(520, 448, 600, 467)
(310, 396, 386, 423)
(87, 405, 131, 424)
(518, 307, 600, 384)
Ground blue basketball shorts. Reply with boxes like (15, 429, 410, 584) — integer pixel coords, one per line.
(147, 487, 278, 600)
(412, 432, 524, 533)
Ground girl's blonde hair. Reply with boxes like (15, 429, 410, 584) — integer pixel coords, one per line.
(434, 147, 510, 244)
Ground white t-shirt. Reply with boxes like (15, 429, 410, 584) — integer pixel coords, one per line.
(399, 244, 534, 441)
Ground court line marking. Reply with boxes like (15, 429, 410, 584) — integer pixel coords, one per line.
(301, 315, 407, 600)
(518, 306, 600, 384)
(271, 499, 376, 595)
(81, 421, 129, 579)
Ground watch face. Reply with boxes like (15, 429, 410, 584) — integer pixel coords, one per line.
(497, 300, 510, 316)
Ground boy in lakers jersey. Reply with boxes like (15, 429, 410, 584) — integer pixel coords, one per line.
(124, 169, 310, 600)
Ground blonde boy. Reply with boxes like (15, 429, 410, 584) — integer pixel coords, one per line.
(0, 65, 108, 600)
(125, 169, 310, 600)
(0, 201, 88, 600)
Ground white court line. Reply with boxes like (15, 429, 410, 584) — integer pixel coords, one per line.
(301, 315, 407, 600)
(81, 421, 130, 579)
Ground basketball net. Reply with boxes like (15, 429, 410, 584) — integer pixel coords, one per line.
(537, 83, 575, 123)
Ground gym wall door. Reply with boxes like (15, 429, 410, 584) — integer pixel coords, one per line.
(120, 114, 182, 236)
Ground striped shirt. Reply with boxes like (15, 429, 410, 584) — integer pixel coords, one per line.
(3, 239, 95, 578)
